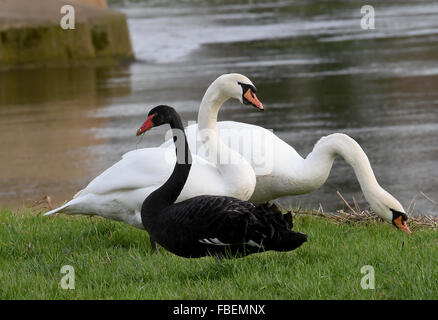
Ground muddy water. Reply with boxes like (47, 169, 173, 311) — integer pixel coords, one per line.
(1, 0, 437, 215)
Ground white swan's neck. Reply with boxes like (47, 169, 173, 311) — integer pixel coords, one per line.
(198, 82, 227, 137)
(304, 133, 379, 189)
(196, 80, 256, 200)
(294, 133, 398, 221)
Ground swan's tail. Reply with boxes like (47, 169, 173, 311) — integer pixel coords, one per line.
(73, 188, 84, 198)
(44, 203, 69, 216)
(43, 195, 89, 216)
(273, 227, 308, 251)
(249, 203, 307, 252)
(43, 187, 86, 216)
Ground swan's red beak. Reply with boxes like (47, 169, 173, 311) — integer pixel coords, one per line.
(136, 114, 156, 136)
(393, 216, 411, 234)
(243, 89, 264, 111)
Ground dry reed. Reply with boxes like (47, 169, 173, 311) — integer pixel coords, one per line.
(294, 191, 438, 230)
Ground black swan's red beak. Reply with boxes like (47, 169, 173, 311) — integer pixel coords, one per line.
(136, 114, 156, 136)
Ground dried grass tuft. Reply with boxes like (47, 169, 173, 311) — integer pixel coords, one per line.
(294, 191, 438, 230)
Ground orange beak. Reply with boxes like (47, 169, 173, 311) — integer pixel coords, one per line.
(136, 114, 156, 136)
(243, 89, 264, 111)
(393, 216, 412, 234)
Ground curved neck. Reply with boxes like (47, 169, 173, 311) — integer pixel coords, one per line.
(196, 80, 255, 199)
(198, 81, 228, 134)
(197, 80, 229, 163)
(296, 133, 384, 203)
(142, 115, 192, 218)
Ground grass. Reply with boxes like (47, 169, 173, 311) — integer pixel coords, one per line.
(0, 208, 437, 299)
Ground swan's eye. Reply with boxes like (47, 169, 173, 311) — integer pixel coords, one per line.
(238, 81, 257, 94)
(391, 209, 407, 221)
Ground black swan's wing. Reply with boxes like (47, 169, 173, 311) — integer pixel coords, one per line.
(160, 196, 307, 256)
(169, 195, 257, 245)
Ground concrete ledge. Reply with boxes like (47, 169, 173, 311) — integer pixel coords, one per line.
(0, 0, 133, 70)
(77, 0, 108, 8)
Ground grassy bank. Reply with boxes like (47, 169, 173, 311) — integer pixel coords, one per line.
(0, 208, 437, 299)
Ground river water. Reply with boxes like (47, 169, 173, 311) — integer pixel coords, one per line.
(0, 0, 437, 215)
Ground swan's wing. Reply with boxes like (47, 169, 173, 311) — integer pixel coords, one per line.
(159, 121, 285, 175)
(159, 121, 261, 152)
(122, 147, 150, 159)
(159, 124, 200, 152)
(80, 147, 217, 197)
(80, 148, 174, 196)
(168, 196, 255, 244)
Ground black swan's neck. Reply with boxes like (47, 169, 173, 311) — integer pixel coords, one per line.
(142, 114, 192, 218)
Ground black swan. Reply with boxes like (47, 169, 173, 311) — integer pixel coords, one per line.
(137, 105, 307, 258)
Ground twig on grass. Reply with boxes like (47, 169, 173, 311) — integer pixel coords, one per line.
(26, 195, 53, 211)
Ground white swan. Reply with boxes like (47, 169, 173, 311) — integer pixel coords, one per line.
(161, 123, 411, 233)
(44, 74, 264, 228)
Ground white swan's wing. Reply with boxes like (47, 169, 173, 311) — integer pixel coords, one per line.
(45, 147, 224, 216)
(83, 147, 220, 195)
(160, 121, 295, 176)
(63, 147, 163, 201)
(80, 148, 176, 196)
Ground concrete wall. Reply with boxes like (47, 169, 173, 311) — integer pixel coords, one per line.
(0, 0, 133, 70)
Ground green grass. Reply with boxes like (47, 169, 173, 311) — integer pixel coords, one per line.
(0, 208, 437, 299)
